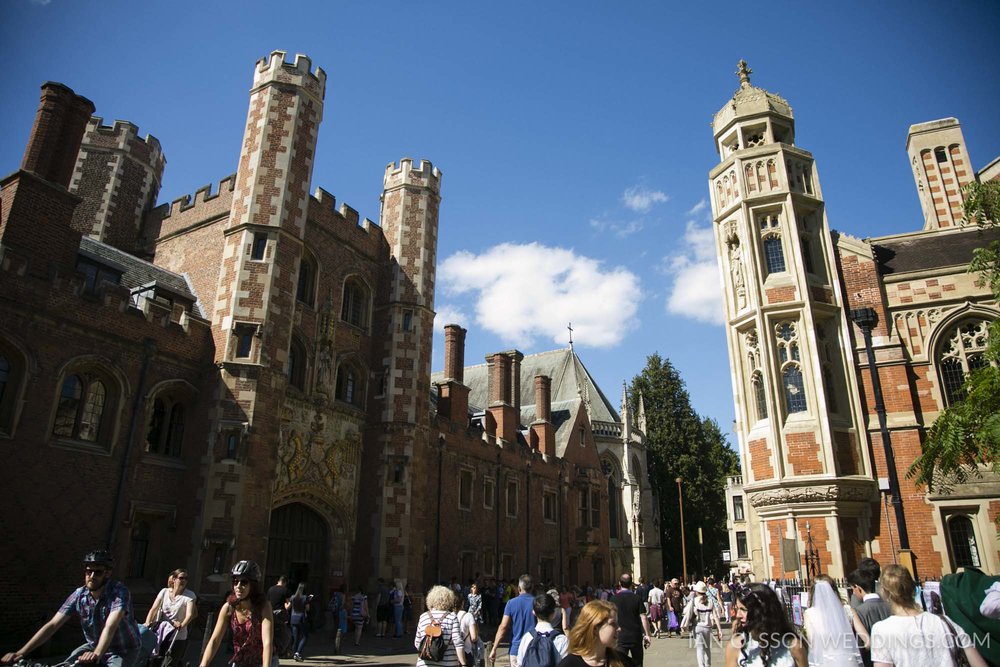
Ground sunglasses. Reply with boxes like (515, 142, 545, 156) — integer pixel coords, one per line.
(233, 579, 252, 587)
(85, 567, 108, 576)
(177, 576, 188, 580)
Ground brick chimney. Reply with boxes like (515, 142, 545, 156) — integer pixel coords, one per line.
(21, 82, 95, 189)
(487, 351, 521, 445)
(1, 82, 93, 270)
(530, 375, 555, 458)
(436, 324, 470, 425)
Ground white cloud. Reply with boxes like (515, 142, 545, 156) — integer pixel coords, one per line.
(433, 304, 469, 330)
(30, 0, 51, 5)
(589, 217, 644, 238)
(664, 221, 724, 324)
(622, 185, 668, 213)
(687, 199, 708, 216)
(439, 243, 641, 348)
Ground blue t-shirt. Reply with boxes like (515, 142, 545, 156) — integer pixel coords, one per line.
(504, 593, 535, 655)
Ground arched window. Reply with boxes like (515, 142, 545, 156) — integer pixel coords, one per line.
(775, 321, 807, 415)
(146, 394, 187, 457)
(947, 515, 981, 569)
(602, 458, 622, 541)
(54, 373, 109, 443)
(341, 277, 370, 328)
(288, 338, 307, 391)
(758, 213, 786, 275)
(296, 254, 316, 307)
(937, 319, 991, 405)
(335, 360, 366, 408)
(752, 371, 768, 421)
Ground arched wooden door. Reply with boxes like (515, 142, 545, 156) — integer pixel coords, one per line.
(266, 503, 329, 614)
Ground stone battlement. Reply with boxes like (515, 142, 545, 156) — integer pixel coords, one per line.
(145, 174, 236, 243)
(252, 50, 326, 101)
(307, 186, 385, 257)
(383, 158, 442, 194)
(83, 117, 165, 178)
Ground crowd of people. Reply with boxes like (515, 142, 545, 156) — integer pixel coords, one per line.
(2, 553, 997, 667)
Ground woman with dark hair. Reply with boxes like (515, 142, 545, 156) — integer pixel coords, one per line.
(289, 582, 311, 661)
(199, 560, 276, 667)
(557, 599, 633, 667)
(725, 583, 806, 667)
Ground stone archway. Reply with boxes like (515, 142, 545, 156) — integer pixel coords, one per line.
(266, 502, 328, 603)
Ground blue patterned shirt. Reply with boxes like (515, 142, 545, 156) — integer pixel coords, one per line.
(59, 581, 141, 653)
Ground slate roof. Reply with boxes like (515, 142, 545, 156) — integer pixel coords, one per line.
(78, 236, 203, 316)
(875, 226, 1000, 275)
(431, 347, 623, 456)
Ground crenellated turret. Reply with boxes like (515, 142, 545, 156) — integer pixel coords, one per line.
(70, 117, 165, 257)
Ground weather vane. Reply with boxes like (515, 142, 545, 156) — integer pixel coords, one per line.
(736, 60, 752, 88)
(568, 322, 574, 349)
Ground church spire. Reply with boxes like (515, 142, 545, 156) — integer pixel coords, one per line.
(637, 390, 647, 433)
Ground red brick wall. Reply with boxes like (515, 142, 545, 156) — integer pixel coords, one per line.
(748, 437, 774, 481)
(786, 431, 824, 475)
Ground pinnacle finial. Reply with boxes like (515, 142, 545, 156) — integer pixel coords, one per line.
(736, 60, 752, 88)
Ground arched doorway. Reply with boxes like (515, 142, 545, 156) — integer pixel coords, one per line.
(266, 503, 329, 618)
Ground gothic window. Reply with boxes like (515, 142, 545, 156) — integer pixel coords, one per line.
(752, 372, 768, 421)
(758, 213, 786, 275)
(146, 395, 186, 457)
(296, 254, 316, 307)
(287, 337, 307, 391)
(775, 321, 807, 415)
(602, 457, 622, 540)
(947, 515, 981, 568)
(800, 235, 815, 274)
(54, 371, 113, 444)
(341, 277, 370, 328)
(937, 319, 991, 405)
(335, 359, 366, 408)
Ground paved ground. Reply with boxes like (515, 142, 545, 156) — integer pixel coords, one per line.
(277, 626, 730, 667)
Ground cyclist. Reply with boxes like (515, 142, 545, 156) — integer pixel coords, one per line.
(1, 550, 141, 667)
(199, 560, 277, 667)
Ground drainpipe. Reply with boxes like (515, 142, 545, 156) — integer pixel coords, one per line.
(436, 436, 444, 583)
(107, 337, 156, 550)
(850, 307, 914, 576)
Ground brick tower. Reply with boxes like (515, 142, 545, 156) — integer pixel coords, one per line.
(709, 62, 876, 578)
(201, 51, 326, 564)
(69, 118, 165, 257)
(356, 158, 441, 587)
(906, 118, 976, 230)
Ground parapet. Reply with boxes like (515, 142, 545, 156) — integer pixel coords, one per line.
(306, 186, 384, 257)
(146, 174, 236, 242)
(383, 158, 442, 194)
(83, 116, 165, 181)
(252, 50, 326, 102)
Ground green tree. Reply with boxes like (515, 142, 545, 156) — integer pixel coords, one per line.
(909, 180, 1000, 491)
(630, 353, 739, 580)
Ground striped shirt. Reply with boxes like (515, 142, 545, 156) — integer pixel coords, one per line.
(414, 610, 464, 667)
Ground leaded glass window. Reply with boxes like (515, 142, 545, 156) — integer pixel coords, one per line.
(948, 515, 981, 568)
(937, 319, 992, 405)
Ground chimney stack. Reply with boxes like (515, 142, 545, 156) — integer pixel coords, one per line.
(487, 351, 521, 445)
(531, 375, 555, 458)
(435, 324, 470, 425)
(21, 82, 95, 189)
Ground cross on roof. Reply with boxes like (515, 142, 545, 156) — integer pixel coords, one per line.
(568, 322, 574, 349)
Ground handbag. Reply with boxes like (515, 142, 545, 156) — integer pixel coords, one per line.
(939, 616, 971, 667)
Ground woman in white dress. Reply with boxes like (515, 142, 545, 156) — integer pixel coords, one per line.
(725, 583, 806, 667)
(802, 576, 861, 666)
(870, 564, 986, 667)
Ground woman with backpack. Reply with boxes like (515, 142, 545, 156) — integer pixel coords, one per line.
(414, 585, 467, 667)
(288, 583, 310, 662)
(456, 593, 484, 667)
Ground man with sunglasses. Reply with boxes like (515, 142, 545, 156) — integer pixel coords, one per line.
(2, 550, 141, 667)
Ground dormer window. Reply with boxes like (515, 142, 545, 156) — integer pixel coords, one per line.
(76, 257, 122, 293)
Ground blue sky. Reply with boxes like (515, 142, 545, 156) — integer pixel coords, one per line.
(3, 1, 999, 448)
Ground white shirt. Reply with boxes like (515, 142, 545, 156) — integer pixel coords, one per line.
(155, 587, 195, 641)
(648, 587, 664, 605)
(870, 613, 972, 667)
(516, 621, 569, 666)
